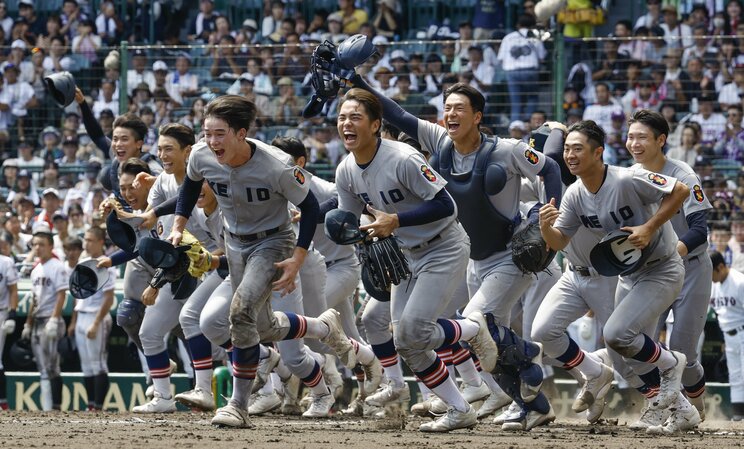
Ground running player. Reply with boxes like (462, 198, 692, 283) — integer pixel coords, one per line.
(0, 237, 19, 410)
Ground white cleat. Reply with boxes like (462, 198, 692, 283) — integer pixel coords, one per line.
(630, 400, 671, 430)
(302, 389, 335, 418)
(365, 381, 410, 407)
(145, 384, 155, 399)
(174, 387, 215, 411)
(319, 309, 356, 369)
(248, 391, 282, 415)
(461, 381, 491, 404)
(362, 357, 383, 396)
(211, 403, 252, 428)
(340, 395, 366, 416)
(493, 401, 521, 425)
(465, 312, 499, 373)
(647, 392, 701, 434)
(411, 396, 448, 417)
(132, 391, 177, 413)
(322, 357, 344, 399)
(419, 405, 477, 432)
(252, 347, 281, 393)
(501, 405, 556, 431)
(687, 393, 705, 422)
(653, 351, 686, 410)
(477, 390, 512, 419)
(572, 363, 614, 413)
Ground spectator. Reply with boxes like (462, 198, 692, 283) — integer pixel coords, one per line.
(74, 158, 102, 196)
(529, 110, 547, 132)
(582, 82, 624, 134)
(621, 75, 661, 115)
(714, 104, 744, 163)
(65, 203, 87, 238)
(614, 19, 634, 56)
(473, 0, 503, 39)
(2, 210, 31, 258)
(719, 38, 738, 84)
(164, 55, 198, 105)
(270, 77, 302, 126)
(0, 1, 12, 37)
(20, 47, 46, 104)
(17, 0, 46, 39)
(16, 141, 44, 171)
(497, 14, 545, 121)
(59, 135, 81, 165)
(37, 14, 67, 49)
(372, 0, 400, 39)
(688, 4, 710, 29)
(635, 0, 661, 30)
(644, 26, 669, 63)
(126, 49, 154, 96)
(427, 74, 458, 123)
(71, 18, 101, 65)
(508, 120, 528, 141)
(34, 188, 62, 230)
(95, 1, 120, 45)
(276, 32, 308, 79)
(39, 126, 63, 161)
(370, 66, 396, 96)
(455, 21, 475, 63)
(98, 109, 115, 138)
(90, 79, 118, 120)
(0, 63, 37, 142)
(261, 0, 286, 41)
(464, 45, 494, 94)
(60, 0, 87, 41)
(178, 97, 206, 135)
(591, 39, 629, 84)
(719, 57, 744, 107)
(561, 84, 585, 118)
(336, 0, 368, 34)
(690, 93, 727, 145)
(210, 34, 244, 78)
(423, 53, 446, 94)
(6, 169, 39, 206)
(682, 25, 718, 67)
(1, 159, 17, 189)
(40, 160, 61, 190)
(235, 75, 270, 123)
(604, 110, 631, 166)
(391, 75, 424, 115)
(150, 61, 170, 96)
(712, 222, 736, 264)
(131, 82, 155, 113)
(668, 123, 704, 167)
(302, 120, 344, 164)
(678, 56, 707, 105)
(324, 12, 349, 45)
(236, 18, 259, 48)
(660, 4, 693, 49)
(189, 0, 220, 42)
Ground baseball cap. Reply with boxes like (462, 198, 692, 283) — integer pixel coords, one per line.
(99, 108, 115, 118)
(389, 49, 408, 62)
(661, 3, 677, 13)
(509, 120, 527, 132)
(132, 48, 147, 58)
(152, 60, 168, 72)
(3, 62, 18, 72)
(62, 135, 79, 145)
(133, 82, 151, 94)
(328, 12, 343, 23)
(239, 73, 255, 83)
(17, 169, 31, 178)
(11, 39, 27, 50)
(2, 158, 18, 168)
(52, 210, 68, 221)
(277, 77, 293, 86)
(32, 222, 53, 236)
(242, 18, 258, 30)
(42, 188, 60, 198)
(18, 0, 34, 7)
(372, 35, 389, 46)
(42, 126, 61, 139)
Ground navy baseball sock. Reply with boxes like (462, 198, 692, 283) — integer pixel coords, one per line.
(84, 376, 95, 408)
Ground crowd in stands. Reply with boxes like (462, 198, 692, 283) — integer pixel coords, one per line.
(1, 0, 744, 272)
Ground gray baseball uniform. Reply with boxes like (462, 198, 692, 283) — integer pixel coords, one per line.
(0, 255, 18, 372)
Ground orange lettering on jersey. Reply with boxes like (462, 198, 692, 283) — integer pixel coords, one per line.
(692, 184, 704, 203)
(420, 164, 437, 182)
(647, 173, 668, 186)
(293, 167, 305, 185)
(524, 149, 539, 165)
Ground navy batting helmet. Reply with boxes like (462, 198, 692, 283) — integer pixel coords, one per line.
(69, 259, 111, 299)
(10, 338, 35, 369)
(106, 212, 144, 253)
(361, 264, 391, 302)
(138, 237, 183, 269)
(325, 209, 364, 245)
(589, 230, 655, 276)
(57, 335, 78, 363)
(44, 71, 77, 107)
(336, 34, 377, 70)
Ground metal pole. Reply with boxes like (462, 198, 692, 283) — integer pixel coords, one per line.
(119, 41, 128, 115)
(553, 30, 565, 123)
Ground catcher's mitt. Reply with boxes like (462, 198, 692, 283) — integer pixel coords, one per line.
(511, 222, 556, 275)
(357, 236, 411, 293)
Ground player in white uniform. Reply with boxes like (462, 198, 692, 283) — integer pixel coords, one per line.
(629, 109, 713, 421)
(333, 88, 504, 432)
(538, 118, 697, 433)
(24, 223, 68, 411)
(0, 240, 19, 410)
(169, 95, 361, 428)
(709, 251, 744, 421)
(69, 226, 116, 411)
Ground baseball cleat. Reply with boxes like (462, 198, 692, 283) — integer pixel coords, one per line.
(145, 384, 155, 399)
(411, 396, 448, 417)
(132, 391, 177, 413)
(248, 391, 282, 415)
(340, 395, 365, 416)
(365, 381, 410, 407)
(686, 393, 705, 422)
(174, 387, 215, 411)
(493, 401, 522, 425)
(419, 405, 477, 432)
(302, 388, 335, 418)
(646, 392, 701, 434)
(465, 312, 499, 373)
(461, 381, 491, 404)
(519, 342, 544, 403)
(501, 405, 555, 431)
(653, 350, 686, 410)
(281, 377, 303, 416)
(572, 363, 614, 413)
(212, 403, 252, 428)
(319, 309, 356, 369)
(477, 390, 512, 419)
(322, 356, 344, 399)
(252, 346, 281, 394)
(362, 357, 383, 395)
(629, 400, 671, 430)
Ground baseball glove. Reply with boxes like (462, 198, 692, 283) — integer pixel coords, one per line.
(357, 236, 411, 292)
(180, 231, 214, 278)
(149, 252, 191, 289)
(511, 221, 556, 275)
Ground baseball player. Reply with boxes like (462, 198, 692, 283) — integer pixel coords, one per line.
(69, 227, 116, 411)
(0, 238, 19, 410)
(331, 88, 511, 432)
(169, 95, 361, 428)
(538, 118, 695, 431)
(351, 77, 563, 430)
(24, 223, 68, 411)
(628, 109, 713, 422)
(709, 250, 744, 421)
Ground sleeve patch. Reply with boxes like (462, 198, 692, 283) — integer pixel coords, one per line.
(647, 172, 668, 186)
(420, 164, 437, 182)
(293, 167, 306, 185)
(692, 184, 705, 203)
(524, 148, 540, 165)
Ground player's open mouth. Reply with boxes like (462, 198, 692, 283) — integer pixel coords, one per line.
(343, 132, 357, 144)
(163, 162, 173, 170)
(115, 150, 127, 159)
(447, 122, 460, 132)
(567, 161, 579, 170)
(214, 149, 225, 159)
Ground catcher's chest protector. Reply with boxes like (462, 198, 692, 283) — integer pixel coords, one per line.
(433, 137, 516, 260)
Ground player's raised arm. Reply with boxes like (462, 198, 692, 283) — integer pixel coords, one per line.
(350, 73, 421, 141)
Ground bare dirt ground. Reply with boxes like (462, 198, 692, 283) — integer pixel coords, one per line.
(2, 411, 744, 449)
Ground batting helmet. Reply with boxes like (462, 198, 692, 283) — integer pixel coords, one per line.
(589, 230, 653, 276)
(106, 212, 144, 253)
(57, 335, 78, 363)
(138, 237, 184, 268)
(361, 264, 391, 302)
(44, 71, 77, 107)
(10, 338, 35, 369)
(336, 34, 377, 70)
(325, 209, 364, 245)
(69, 259, 111, 299)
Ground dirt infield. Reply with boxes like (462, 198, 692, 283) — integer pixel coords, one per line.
(2, 411, 743, 449)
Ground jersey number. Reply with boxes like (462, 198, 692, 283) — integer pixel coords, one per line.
(609, 206, 634, 224)
(246, 188, 270, 202)
(357, 189, 404, 206)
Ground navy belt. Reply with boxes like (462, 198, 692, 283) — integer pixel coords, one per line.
(568, 264, 592, 277)
(228, 226, 281, 243)
(410, 234, 441, 251)
(726, 325, 744, 336)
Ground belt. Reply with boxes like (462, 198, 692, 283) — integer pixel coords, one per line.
(228, 226, 281, 243)
(410, 234, 441, 251)
(326, 259, 340, 269)
(568, 264, 594, 277)
(687, 255, 699, 263)
(726, 325, 744, 336)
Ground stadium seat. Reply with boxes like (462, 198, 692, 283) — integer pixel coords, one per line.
(407, 0, 441, 35)
(443, 0, 476, 27)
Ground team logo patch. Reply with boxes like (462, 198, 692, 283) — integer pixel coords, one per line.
(420, 164, 437, 182)
(157, 222, 164, 236)
(528, 137, 536, 148)
(692, 184, 704, 203)
(293, 167, 305, 185)
(647, 173, 668, 186)
(524, 149, 540, 165)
